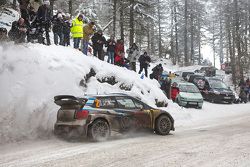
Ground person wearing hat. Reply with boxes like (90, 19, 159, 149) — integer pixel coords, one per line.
(52, 13, 64, 45)
(82, 21, 95, 55)
(71, 14, 84, 49)
(91, 29, 106, 60)
(37, 0, 52, 45)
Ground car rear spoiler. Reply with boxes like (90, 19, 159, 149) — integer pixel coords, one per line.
(54, 95, 88, 107)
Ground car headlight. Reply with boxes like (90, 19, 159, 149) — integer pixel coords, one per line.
(213, 90, 220, 95)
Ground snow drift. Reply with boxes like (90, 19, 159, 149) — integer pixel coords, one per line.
(0, 43, 168, 144)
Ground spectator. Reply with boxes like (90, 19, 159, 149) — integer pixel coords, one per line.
(52, 13, 64, 45)
(70, 14, 84, 49)
(239, 88, 248, 103)
(106, 35, 116, 64)
(0, 27, 8, 42)
(115, 39, 124, 61)
(150, 64, 163, 80)
(82, 22, 95, 55)
(18, 0, 30, 26)
(63, 13, 71, 46)
(8, 18, 27, 43)
(168, 71, 176, 80)
(138, 51, 151, 77)
(171, 82, 179, 102)
(127, 43, 139, 71)
(37, 0, 52, 45)
(30, 0, 42, 13)
(91, 30, 106, 60)
(115, 51, 125, 67)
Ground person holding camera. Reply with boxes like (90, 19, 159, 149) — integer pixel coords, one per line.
(91, 30, 106, 60)
(127, 43, 139, 71)
(106, 35, 116, 64)
(138, 51, 151, 77)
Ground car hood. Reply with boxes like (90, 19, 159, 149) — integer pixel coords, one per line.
(179, 92, 203, 99)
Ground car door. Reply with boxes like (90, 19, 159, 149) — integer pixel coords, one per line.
(114, 96, 151, 131)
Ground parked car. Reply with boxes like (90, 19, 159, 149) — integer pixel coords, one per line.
(176, 82, 204, 108)
(180, 71, 195, 80)
(202, 78, 235, 103)
(54, 94, 175, 142)
(199, 66, 217, 77)
(187, 74, 204, 83)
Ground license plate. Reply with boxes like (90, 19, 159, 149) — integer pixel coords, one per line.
(189, 102, 197, 105)
(224, 97, 231, 99)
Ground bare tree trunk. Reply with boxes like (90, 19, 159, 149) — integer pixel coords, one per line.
(226, 3, 237, 85)
(157, 0, 162, 58)
(234, 0, 244, 80)
(174, 0, 179, 63)
(190, 9, 194, 65)
(212, 21, 216, 67)
(120, 0, 124, 41)
(129, 0, 135, 47)
(113, 0, 117, 37)
(68, 0, 72, 16)
(170, 2, 175, 64)
(198, 15, 201, 65)
(184, 0, 189, 66)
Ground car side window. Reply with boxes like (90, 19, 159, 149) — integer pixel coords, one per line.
(98, 97, 117, 109)
(116, 97, 136, 109)
(133, 99, 144, 109)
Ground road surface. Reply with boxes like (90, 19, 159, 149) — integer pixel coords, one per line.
(0, 114, 250, 167)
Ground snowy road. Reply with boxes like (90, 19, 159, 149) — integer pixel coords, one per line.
(1, 110, 250, 167)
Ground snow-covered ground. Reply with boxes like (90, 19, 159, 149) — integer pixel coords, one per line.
(0, 43, 249, 146)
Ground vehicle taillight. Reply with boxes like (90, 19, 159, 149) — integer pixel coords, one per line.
(75, 110, 89, 120)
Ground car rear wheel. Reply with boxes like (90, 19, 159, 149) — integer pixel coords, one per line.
(155, 115, 172, 135)
(88, 119, 110, 142)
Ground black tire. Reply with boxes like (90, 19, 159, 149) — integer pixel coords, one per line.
(88, 119, 110, 142)
(155, 115, 172, 135)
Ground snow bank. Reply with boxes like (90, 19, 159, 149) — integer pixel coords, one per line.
(0, 43, 168, 144)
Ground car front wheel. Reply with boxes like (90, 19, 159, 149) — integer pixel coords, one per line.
(88, 119, 110, 142)
(155, 115, 172, 135)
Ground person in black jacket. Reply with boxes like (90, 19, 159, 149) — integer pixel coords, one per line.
(138, 51, 151, 77)
(37, 0, 52, 45)
(52, 13, 64, 45)
(106, 35, 116, 64)
(63, 14, 71, 46)
(150, 64, 163, 80)
(91, 30, 106, 60)
(8, 18, 27, 43)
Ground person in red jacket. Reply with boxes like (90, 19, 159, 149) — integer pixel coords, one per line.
(171, 82, 179, 102)
(114, 39, 124, 61)
(115, 51, 125, 67)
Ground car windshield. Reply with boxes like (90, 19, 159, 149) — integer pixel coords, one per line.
(209, 80, 228, 89)
(179, 84, 200, 93)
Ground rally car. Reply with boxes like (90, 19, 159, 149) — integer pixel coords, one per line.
(54, 94, 175, 142)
